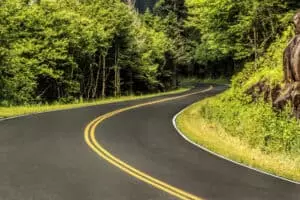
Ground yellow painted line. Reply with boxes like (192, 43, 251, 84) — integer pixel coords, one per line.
(84, 86, 213, 200)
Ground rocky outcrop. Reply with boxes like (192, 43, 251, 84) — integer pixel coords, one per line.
(247, 13, 300, 118)
(273, 13, 300, 118)
(246, 81, 281, 103)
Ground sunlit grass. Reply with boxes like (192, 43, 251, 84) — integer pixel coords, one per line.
(179, 77, 230, 87)
(0, 88, 189, 118)
(176, 100, 300, 182)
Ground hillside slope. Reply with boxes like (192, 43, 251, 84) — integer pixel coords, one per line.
(177, 27, 300, 181)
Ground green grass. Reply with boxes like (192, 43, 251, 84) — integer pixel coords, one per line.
(176, 96, 300, 182)
(179, 77, 230, 88)
(0, 88, 190, 118)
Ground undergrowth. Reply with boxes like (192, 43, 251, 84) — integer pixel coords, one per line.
(177, 27, 300, 181)
(0, 87, 189, 118)
(199, 27, 300, 155)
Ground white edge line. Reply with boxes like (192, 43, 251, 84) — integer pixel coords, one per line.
(172, 103, 300, 185)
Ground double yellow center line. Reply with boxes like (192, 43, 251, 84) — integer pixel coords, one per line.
(84, 86, 213, 200)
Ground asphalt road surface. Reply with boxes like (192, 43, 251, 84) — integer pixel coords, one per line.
(1, 84, 299, 200)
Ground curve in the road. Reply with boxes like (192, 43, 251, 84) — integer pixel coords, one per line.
(2, 84, 299, 200)
(173, 108, 300, 185)
(84, 86, 213, 200)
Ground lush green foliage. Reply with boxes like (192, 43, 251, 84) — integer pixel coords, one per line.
(4, 0, 292, 107)
(232, 28, 295, 90)
(198, 30, 300, 155)
(177, 95, 300, 181)
(200, 97, 300, 154)
(0, 0, 175, 105)
(153, 0, 192, 86)
(186, 0, 294, 76)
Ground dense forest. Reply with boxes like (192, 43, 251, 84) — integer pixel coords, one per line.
(0, 0, 206, 105)
(1, 0, 300, 108)
(0, 0, 176, 105)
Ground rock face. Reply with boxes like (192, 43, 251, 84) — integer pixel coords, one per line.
(246, 81, 281, 104)
(274, 12, 300, 118)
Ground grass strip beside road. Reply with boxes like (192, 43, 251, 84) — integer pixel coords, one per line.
(179, 77, 230, 87)
(0, 88, 189, 118)
(176, 100, 300, 183)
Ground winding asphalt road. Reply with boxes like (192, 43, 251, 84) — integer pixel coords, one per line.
(1, 84, 300, 200)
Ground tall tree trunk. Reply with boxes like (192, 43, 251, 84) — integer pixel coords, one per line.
(172, 64, 177, 88)
(117, 67, 120, 96)
(114, 44, 121, 97)
(114, 69, 117, 97)
(129, 70, 133, 95)
(253, 26, 258, 70)
(92, 55, 101, 99)
(101, 54, 106, 99)
(87, 64, 94, 100)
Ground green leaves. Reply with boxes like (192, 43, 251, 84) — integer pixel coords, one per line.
(0, 0, 175, 105)
(186, 0, 290, 63)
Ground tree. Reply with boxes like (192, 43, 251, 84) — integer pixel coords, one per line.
(185, 0, 291, 76)
(154, 0, 190, 87)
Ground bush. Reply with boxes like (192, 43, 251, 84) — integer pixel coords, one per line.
(199, 93, 300, 154)
(198, 29, 300, 155)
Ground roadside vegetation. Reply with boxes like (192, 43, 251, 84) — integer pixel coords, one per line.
(177, 0, 300, 181)
(0, 87, 189, 118)
(0, 0, 189, 106)
(0, 0, 215, 109)
(0, 0, 233, 118)
(179, 77, 229, 86)
(2, 0, 300, 181)
(176, 102, 300, 181)
(0, 0, 201, 117)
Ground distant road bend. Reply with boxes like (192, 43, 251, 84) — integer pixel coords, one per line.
(1, 84, 300, 200)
